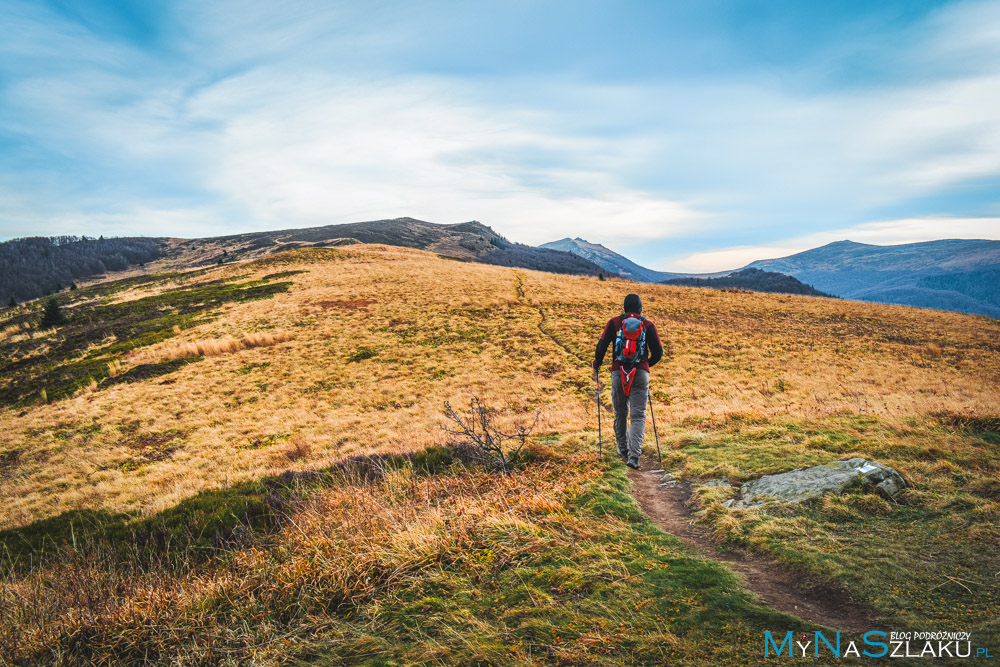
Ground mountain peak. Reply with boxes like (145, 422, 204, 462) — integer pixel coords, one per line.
(821, 239, 867, 248)
(540, 237, 692, 282)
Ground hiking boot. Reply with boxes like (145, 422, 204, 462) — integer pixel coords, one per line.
(617, 445, 628, 458)
(626, 456, 640, 470)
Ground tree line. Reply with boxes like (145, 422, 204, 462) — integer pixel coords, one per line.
(1, 236, 162, 306)
(919, 269, 1000, 308)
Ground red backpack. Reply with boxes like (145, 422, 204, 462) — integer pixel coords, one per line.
(613, 315, 646, 395)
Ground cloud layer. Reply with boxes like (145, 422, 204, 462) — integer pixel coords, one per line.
(1, 0, 999, 269)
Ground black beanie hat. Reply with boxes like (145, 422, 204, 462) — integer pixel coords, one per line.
(624, 293, 642, 314)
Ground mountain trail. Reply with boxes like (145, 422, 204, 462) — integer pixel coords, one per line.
(628, 464, 882, 634)
(516, 267, 883, 632)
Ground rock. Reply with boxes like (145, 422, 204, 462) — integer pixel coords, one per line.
(656, 471, 680, 488)
(700, 478, 731, 488)
(727, 458, 906, 509)
(875, 475, 905, 500)
(658, 472, 677, 488)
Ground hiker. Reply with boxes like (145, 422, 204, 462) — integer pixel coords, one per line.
(592, 293, 663, 470)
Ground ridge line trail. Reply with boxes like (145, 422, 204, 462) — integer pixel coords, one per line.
(514, 271, 880, 633)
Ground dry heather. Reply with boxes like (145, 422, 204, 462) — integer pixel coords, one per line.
(1, 243, 998, 528)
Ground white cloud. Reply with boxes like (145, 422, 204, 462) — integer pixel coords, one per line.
(668, 216, 1000, 272)
(182, 70, 707, 243)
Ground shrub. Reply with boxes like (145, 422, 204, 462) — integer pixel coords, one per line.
(442, 396, 539, 474)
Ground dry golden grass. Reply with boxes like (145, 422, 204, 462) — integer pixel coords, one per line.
(128, 330, 294, 363)
(1, 459, 597, 664)
(0, 321, 31, 343)
(1, 243, 998, 529)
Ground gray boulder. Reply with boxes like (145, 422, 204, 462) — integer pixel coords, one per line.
(723, 458, 906, 509)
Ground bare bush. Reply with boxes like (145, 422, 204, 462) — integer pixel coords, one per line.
(442, 397, 538, 474)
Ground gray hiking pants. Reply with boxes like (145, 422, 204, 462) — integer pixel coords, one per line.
(611, 368, 648, 458)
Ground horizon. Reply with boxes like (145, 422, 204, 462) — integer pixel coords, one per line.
(2, 1, 1000, 271)
(3, 216, 1000, 274)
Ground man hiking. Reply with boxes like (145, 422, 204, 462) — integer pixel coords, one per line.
(592, 293, 663, 470)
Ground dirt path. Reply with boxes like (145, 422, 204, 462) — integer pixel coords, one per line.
(628, 464, 882, 634)
(514, 271, 591, 367)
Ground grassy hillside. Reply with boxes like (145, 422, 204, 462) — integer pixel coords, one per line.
(1, 244, 998, 664)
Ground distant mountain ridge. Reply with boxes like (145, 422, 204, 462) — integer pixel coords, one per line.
(6, 222, 997, 319)
(1, 219, 612, 306)
(173, 217, 610, 277)
(540, 235, 999, 318)
(662, 268, 831, 297)
(745, 239, 1000, 318)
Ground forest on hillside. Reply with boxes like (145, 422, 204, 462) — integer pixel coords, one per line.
(662, 267, 830, 296)
(919, 269, 1000, 308)
(0, 236, 162, 305)
(479, 240, 609, 276)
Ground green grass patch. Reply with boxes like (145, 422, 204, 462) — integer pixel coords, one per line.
(347, 347, 379, 363)
(304, 379, 337, 393)
(237, 362, 271, 374)
(261, 270, 308, 281)
(238, 433, 290, 450)
(0, 273, 295, 407)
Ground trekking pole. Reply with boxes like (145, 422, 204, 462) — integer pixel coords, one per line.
(648, 391, 662, 463)
(596, 376, 603, 461)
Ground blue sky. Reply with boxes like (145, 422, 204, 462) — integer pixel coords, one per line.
(1, 0, 999, 271)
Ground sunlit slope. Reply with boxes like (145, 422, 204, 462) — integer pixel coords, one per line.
(2, 243, 998, 528)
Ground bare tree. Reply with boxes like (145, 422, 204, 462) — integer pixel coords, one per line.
(442, 397, 539, 474)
